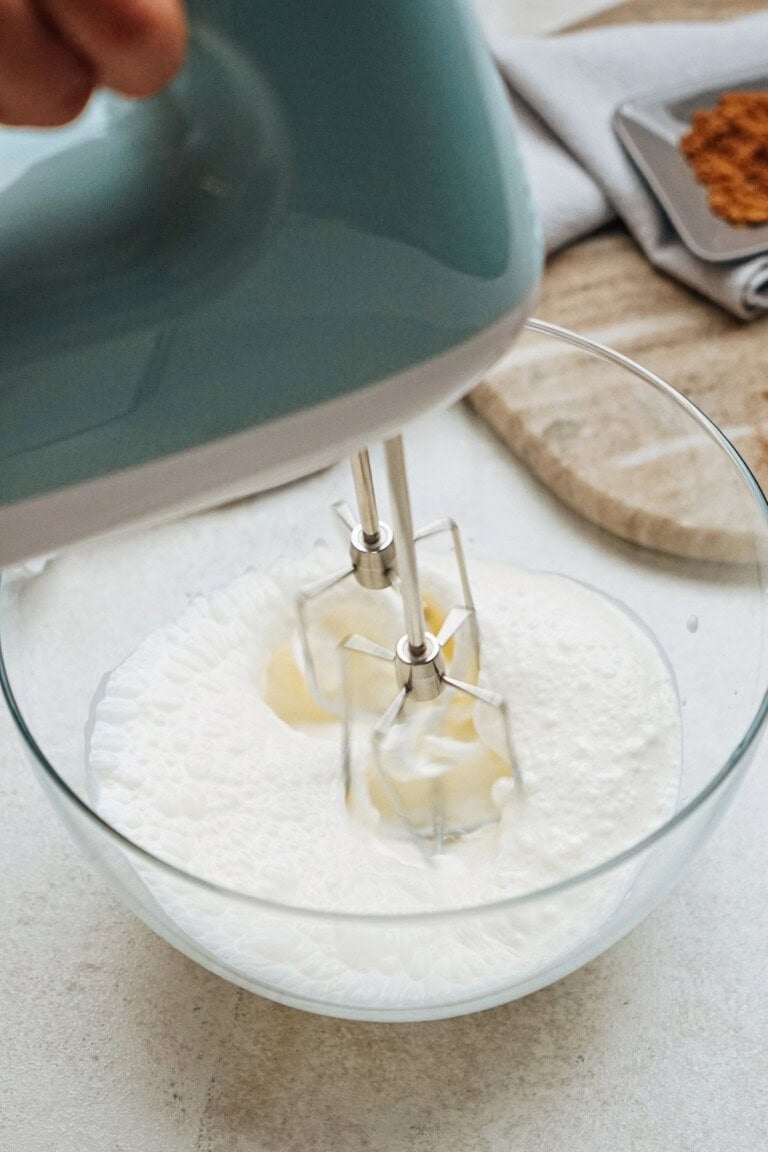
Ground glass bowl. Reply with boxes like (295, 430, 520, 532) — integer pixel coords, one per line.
(2, 320, 767, 1022)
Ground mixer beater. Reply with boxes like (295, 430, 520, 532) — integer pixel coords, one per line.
(297, 435, 521, 852)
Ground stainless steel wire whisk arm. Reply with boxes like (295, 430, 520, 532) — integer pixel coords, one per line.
(296, 448, 395, 710)
(384, 436, 427, 656)
(384, 436, 446, 703)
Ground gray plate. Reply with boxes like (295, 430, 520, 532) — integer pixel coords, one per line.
(614, 72, 768, 263)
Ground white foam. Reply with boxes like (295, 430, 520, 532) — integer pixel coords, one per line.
(88, 554, 680, 1008)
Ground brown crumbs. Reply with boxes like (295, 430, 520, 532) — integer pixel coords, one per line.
(681, 91, 768, 226)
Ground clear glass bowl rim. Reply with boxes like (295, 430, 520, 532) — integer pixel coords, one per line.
(2, 318, 767, 924)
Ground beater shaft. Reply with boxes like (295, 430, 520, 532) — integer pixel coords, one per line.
(384, 436, 427, 656)
(351, 450, 381, 545)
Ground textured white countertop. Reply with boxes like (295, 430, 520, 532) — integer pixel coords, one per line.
(2, 3, 767, 1150)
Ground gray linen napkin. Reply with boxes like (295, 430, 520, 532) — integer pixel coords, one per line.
(493, 12, 768, 319)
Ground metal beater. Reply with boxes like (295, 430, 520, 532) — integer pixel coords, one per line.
(297, 435, 521, 852)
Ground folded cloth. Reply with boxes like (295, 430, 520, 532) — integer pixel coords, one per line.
(493, 12, 768, 319)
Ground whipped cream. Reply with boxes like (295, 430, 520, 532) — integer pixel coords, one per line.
(87, 552, 680, 1009)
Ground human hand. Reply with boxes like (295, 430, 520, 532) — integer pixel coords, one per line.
(0, 0, 187, 127)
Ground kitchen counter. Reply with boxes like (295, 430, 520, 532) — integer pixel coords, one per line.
(2, 2, 767, 1150)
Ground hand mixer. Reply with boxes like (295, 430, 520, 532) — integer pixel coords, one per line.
(0, 0, 541, 845)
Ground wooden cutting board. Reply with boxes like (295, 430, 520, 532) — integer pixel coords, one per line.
(468, 0, 768, 562)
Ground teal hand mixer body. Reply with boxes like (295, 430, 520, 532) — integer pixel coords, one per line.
(0, 0, 540, 561)
(0, 0, 541, 844)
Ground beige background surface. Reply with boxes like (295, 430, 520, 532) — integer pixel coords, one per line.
(2, 2, 767, 1151)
